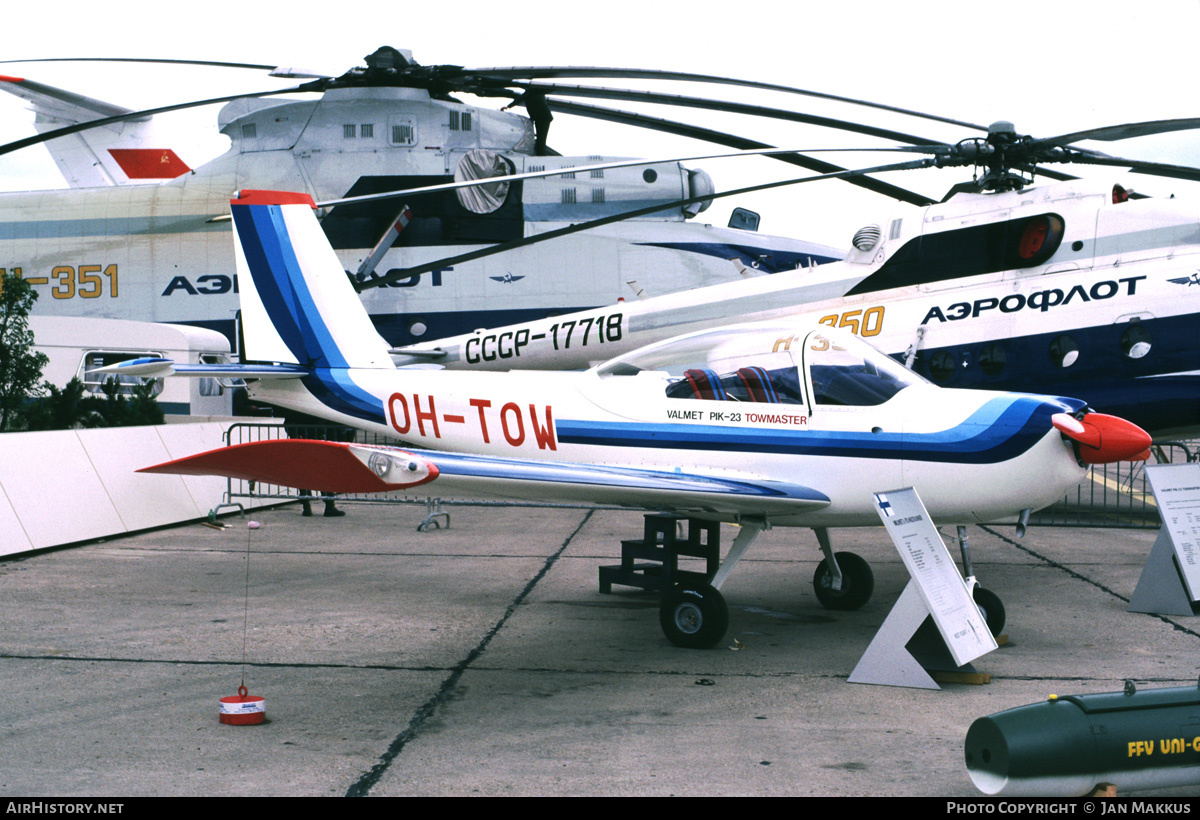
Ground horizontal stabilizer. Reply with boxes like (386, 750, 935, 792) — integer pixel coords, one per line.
(98, 358, 310, 379)
(141, 440, 831, 516)
(140, 440, 439, 494)
(0, 75, 140, 122)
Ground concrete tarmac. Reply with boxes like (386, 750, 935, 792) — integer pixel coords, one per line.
(1, 500, 1198, 797)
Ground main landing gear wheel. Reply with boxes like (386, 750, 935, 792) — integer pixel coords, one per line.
(973, 586, 1006, 637)
(659, 584, 729, 649)
(812, 551, 874, 611)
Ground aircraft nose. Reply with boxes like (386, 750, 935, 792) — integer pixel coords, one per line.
(1051, 412, 1152, 464)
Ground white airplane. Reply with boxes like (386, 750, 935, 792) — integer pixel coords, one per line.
(115, 190, 1152, 648)
(0, 48, 845, 350)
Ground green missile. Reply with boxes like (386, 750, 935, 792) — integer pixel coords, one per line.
(965, 681, 1200, 796)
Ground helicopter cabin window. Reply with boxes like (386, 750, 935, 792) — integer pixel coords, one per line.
(1049, 335, 1079, 368)
(926, 350, 956, 384)
(806, 333, 921, 406)
(978, 344, 1007, 376)
(1121, 323, 1152, 359)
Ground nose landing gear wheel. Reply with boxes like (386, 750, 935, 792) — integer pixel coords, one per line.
(659, 584, 729, 649)
(812, 551, 874, 611)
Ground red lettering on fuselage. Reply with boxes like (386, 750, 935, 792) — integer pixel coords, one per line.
(387, 393, 556, 448)
(414, 395, 440, 438)
(500, 402, 524, 446)
(529, 404, 556, 450)
(388, 393, 410, 435)
(470, 398, 492, 443)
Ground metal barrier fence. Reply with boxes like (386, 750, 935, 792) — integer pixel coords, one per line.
(1029, 441, 1195, 528)
(221, 423, 1195, 530)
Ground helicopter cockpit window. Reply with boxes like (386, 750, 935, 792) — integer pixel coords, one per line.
(455, 149, 514, 215)
(805, 332, 923, 406)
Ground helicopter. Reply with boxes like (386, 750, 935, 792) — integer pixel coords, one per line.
(0, 47, 843, 349)
(388, 119, 1200, 440)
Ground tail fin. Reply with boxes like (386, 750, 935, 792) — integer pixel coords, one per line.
(231, 190, 394, 369)
(1, 75, 191, 187)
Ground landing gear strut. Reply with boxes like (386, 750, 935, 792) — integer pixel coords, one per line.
(956, 525, 1007, 637)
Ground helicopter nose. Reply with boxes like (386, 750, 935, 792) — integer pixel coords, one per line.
(1051, 412, 1152, 464)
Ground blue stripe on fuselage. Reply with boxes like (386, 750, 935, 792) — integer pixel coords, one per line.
(555, 396, 1077, 464)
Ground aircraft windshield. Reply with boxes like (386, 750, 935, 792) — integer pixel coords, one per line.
(805, 331, 925, 406)
(596, 325, 925, 408)
(597, 325, 807, 404)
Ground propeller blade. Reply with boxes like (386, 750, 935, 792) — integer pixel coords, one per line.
(354, 157, 936, 292)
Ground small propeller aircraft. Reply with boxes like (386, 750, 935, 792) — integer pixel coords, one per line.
(113, 190, 1152, 648)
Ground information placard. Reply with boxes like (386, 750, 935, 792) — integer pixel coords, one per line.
(874, 488, 996, 667)
(1144, 464, 1200, 602)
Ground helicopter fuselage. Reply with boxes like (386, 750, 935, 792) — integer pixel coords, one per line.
(0, 85, 841, 348)
(403, 179, 1200, 438)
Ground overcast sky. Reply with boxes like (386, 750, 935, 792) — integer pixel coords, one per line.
(3, 0, 1199, 248)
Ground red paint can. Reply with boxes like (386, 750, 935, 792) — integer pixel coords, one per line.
(219, 686, 265, 725)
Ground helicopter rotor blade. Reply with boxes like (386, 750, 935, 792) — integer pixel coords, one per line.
(1062, 152, 1200, 183)
(546, 97, 938, 206)
(459, 65, 988, 132)
(485, 81, 954, 149)
(1034, 117, 1200, 147)
(354, 157, 936, 292)
(0, 57, 281, 71)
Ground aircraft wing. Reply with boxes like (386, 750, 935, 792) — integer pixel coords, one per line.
(140, 440, 830, 517)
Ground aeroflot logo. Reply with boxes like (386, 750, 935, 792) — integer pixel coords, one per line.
(386, 393, 557, 450)
(920, 275, 1145, 324)
(162, 274, 238, 295)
